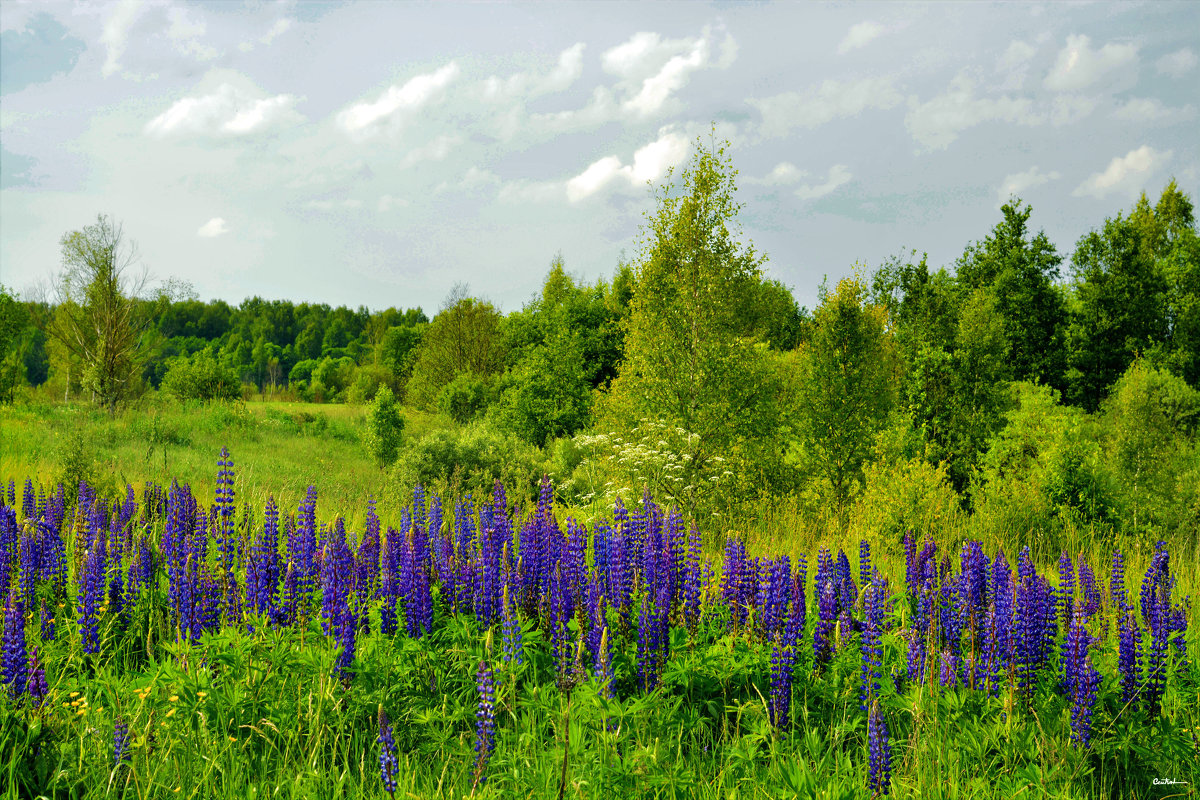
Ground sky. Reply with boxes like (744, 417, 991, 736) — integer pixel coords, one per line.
(1, 1, 1197, 314)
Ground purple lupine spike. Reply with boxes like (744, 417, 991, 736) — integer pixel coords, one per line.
(2, 589, 26, 699)
(17, 531, 38, 609)
(247, 497, 280, 617)
(763, 557, 791, 638)
(1111, 550, 1128, 615)
(1057, 551, 1074, 628)
(455, 495, 476, 556)
(1064, 606, 1100, 748)
(1078, 561, 1101, 618)
(987, 549, 1013, 695)
(549, 561, 575, 682)
(683, 523, 703, 633)
(78, 532, 105, 654)
(788, 555, 807, 646)
(664, 506, 684, 607)
(1014, 547, 1043, 700)
(594, 624, 614, 699)
(0, 506, 17, 593)
(501, 583, 523, 666)
(113, 717, 130, 766)
(215, 448, 236, 579)
(1118, 611, 1142, 709)
(769, 630, 794, 729)
(107, 569, 126, 634)
(814, 578, 837, 669)
(939, 649, 958, 689)
(4, 479, 13, 508)
(608, 527, 632, 628)
(1141, 542, 1173, 716)
(335, 602, 356, 679)
(867, 703, 893, 798)
(26, 646, 47, 707)
(473, 660, 496, 788)
(21, 479, 35, 521)
(377, 708, 398, 797)
(859, 540, 872, 596)
(722, 537, 747, 629)
(637, 578, 672, 692)
(861, 576, 886, 710)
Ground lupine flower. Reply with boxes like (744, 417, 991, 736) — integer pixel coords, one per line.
(769, 631, 793, 729)
(335, 602, 356, 679)
(594, 625, 614, 699)
(867, 702, 892, 797)
(113, 717, 130, 766)
(722, 537, 748, 629)
(1063, 606, 1100, 748)
(814, 578, 837, 669)
(1111, 550, 1128, 614)
(473, 660, 496, 789)
(78, 535, 105, 654)
(987, 550, 1013, 695)
(1141, 543, 1174, 716)
(1117, 611, 1142, 709)
(861, 578, 885, 710)
(1078, 562, 1101, 619)
(377, 707, 398, 796)
(683, 523, 703, 632)
(26, 646, 47, 707)
(501, 583, 523, 666)
(859, 540, 872, 596)
(3, 590, 26, 699)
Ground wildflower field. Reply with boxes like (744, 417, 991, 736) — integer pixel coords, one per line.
(1, 448, 1197, 799)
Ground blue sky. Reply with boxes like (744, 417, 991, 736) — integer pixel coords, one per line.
(1, 1, 1196, 313)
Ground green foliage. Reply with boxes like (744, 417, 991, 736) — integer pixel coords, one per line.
(799, 276, 895, 507)
(436, 372, 491, 425)
(598, 137, 793, 513)
(363, 384, 404, 470)
(407, 292, 504, 410)
(391, 419, 543, 500)
(0, 284, 30, 402)
(956, 199, 1067, 388)
(160, 350, 243, 402)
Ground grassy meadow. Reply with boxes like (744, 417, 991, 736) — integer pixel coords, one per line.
(2, 394, 1198, 799)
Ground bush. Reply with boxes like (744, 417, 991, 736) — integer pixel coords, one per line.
(391, 419, 543, 501)
(160, 351, 242, 402)
(436, 373, 491, 424)
(364, 385, 404, 470)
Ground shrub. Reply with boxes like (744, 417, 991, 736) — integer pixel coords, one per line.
(391, 420, 543, 501)
(364, 385, 404, 470)
(160, 351, 241, 402)
(436, 373, 491, 424)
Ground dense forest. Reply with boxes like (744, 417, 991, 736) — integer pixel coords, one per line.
(2, 143, 1198, 549)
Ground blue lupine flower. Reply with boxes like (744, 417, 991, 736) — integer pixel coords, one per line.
(861, 577, 885, 710)
(473, 660, 496, 788)
(113, 717, 130, 766)
(867, 702, 892, 797)
(378, 707, 398, 796)
(1064, 606, 1100, 748)
(769, 631, 793, 729)
(2, 590, 26, 699)
(26, 646, 47, 708)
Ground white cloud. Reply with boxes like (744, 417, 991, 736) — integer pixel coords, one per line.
(566, 130, 690, 202)
(337, 62, 460, 138)
(1112, 97, 1196, 124)
(748, 162, 806, 186)
(1072, 145, 1172, 199)
(837, 21, 884, 55)
(998, 40, 1036, 72)
(1049, 95, 1097, 126)
(905, 71, 1040, 149)
(146, 82, 301, 137)
(997, 166, 1060, 205)
(481, 43, 585, 101)
(240, 18, 293, 53)
(397, 134, 461, 168)
(794, 165, 852, 201)
(100, 0, 144, 77)
(1044, 34, 1137, 92)
(197, 217, 229, 238)
(166, 6, 217, 62)
(1156, 47, 1197, 78)
(751, 77, 903, 137)
(600, 28, 724, 118)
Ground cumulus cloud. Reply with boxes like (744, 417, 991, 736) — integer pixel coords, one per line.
(906, 71, 1039, 149)
(837, 21, 884, 55)
(1112, 97, 1196, 124)
(1072, 145, 1171, 199)
(146, 81, 301, 137)
(337, 62, 460, 138)
(600, 28, 726, 118)
(197, 217, 229, 238)
(1156, 47, 1197, 78)
(751, 77, 902, 137)
(997, 166, 1060, 205)
(481, 43, 585, 101)
(747, 162, 806, 186)
(794, 164, 852, 200)
(565, 130, 690, 202)
(100, 0, 143, 77)
(998, 40, 1036, 72)
(1044, 34, 1137, 92)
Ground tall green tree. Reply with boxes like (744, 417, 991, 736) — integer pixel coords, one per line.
(956, 200, 1067, 388)
(49, 215, 149, 412)
(1067, 197, 1170, 409)
(598, 138, 790, 510)
(800, 276, 894, 506)
(406, 287, 504, 409)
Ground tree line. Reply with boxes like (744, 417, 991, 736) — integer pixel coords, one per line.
(1, 142, 1197, 525)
